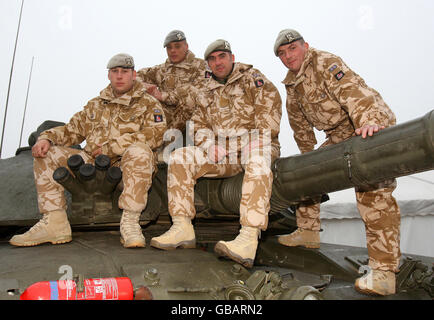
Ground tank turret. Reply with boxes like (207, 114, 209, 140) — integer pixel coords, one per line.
(28, 109, 433, 225)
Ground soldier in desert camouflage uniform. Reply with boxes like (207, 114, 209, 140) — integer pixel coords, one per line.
(274, 29, 401, 296)
(150, 40, 282, 268)
(137, 30, 209, 131)
(9, 53, 166, 249)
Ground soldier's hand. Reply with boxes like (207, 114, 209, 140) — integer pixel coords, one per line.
(32, 139, 51, 158)
(355, 124, 385, 139)
(208, 145, 227, 163)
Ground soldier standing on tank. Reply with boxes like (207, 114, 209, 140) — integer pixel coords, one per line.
(150, 40, 282, 268)
(137, 30, 209, 132)
(9, 53, 166, 249)
(274, 29, 401, 296)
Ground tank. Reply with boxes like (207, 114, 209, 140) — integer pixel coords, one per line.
(0, 112, 433, 302)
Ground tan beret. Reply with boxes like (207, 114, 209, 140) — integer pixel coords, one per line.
(274, 29, 303, 56)
(204, 39, 232, 60)
(107, 53, 135, 69)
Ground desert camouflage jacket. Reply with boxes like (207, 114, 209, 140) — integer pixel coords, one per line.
(283, 47, 396, 153)
(39, 81, 166, 160)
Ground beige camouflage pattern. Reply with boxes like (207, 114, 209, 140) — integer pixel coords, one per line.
(167, 62, 282, 230)
(137, 50, 208, 131)
(283, 47, 400, 272)
(356, 181, 401, 272)
(36, 81, 166, 213)
(39, 81, 166, 161)
(168, 147, 273, 230)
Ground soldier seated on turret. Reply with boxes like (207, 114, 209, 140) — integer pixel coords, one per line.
(274, 29, 400, 296)
(9, 53, 166, 248)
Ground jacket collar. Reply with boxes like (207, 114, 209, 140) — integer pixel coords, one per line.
(207, 62, 252, 90)
(99, 81, 145, 106)
(164, 50, 197, 70)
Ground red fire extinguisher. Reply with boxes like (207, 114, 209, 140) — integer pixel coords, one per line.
(20, 277, 134, 300)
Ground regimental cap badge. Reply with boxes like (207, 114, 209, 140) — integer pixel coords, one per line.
(224, 41, 230, 50)
(286, 32, 295, 42)
(125, 58, 133, 67)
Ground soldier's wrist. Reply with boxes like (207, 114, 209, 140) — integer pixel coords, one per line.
(160, 92, 169, 102)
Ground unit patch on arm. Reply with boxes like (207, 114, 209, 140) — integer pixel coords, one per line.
(329, 64, 338, 72)
(153, 109, 164, 123)
(154, 114, 163, 123)
(329, 64, 345, 81)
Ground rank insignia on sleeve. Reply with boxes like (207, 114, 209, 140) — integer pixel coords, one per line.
(154, 114, 163, 123)
(255, 79, 264, 88)
(329, 64, 337, 72)
(205, 71, 212, 78)
(335, 71, 345, 81)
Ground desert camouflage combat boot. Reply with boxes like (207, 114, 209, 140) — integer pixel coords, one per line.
(120, 210, 146, 248)
(214, 226, 260, 268)
(9, 210, 72, 246)
(277, 228, 320, 248)
(355, 268, 396, 296)
(150, 216, 195, 250)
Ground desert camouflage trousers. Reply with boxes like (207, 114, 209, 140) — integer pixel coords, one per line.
(163, 102, 195, 132)
(167, 146, 274, 230)
(296, 134, 401, 272)
(34, 143, 155, 214)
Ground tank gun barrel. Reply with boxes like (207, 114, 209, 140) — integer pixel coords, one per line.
(271, 109, 434, 210)
(198, 110, 434, 215)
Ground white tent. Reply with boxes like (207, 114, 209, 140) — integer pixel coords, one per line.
(320, 171, 434, 257)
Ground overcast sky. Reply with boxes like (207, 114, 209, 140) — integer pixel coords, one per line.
(1, 0, 434, 159)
